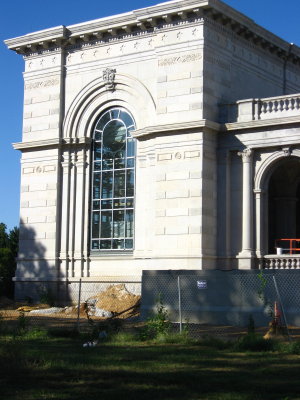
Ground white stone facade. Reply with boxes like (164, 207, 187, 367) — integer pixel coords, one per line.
(5, 0, 300, 297)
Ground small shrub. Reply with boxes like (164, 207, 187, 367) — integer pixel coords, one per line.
(278, 340, 300, 355)
(154, 332, 194, 345)
(38, 286, 55, 306)
(247, 314, 255, 335)
(109, 332, 136, 345)
(140, 296, 171, 340)
(23, 328, 49, 340)
(235, 333, 277, 352)
(15, 310, 29, 335)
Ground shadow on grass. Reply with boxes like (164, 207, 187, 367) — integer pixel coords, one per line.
(1, 336, 300, 400)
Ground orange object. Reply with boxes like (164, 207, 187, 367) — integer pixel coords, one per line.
(274, 301, 281, 320)
(275, 238, 300, 254)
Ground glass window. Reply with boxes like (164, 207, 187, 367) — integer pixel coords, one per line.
(91, 108, 136, 251)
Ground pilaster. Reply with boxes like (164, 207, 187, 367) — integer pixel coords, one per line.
(237, 148, 255, 269)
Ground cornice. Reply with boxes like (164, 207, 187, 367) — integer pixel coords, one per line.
(224, 115, 300, 132)
(4, 0, 300, 64)
(133, 119, 220, 138)
(5, 26, 68, 55)
(13, 137, 92, 151)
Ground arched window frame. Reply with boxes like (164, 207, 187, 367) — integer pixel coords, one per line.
(90, 107, 136, 251)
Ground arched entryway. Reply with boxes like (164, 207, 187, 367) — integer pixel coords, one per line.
(268, 157, 300, 254)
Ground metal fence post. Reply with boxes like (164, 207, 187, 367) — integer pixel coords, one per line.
(76, 279, 82, 332)
(177, 275, 182, 334)
(273, 275, 291, 341)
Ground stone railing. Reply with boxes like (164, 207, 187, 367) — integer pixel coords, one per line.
(263, 255, 300, 269)
(236, 93, 300, 122)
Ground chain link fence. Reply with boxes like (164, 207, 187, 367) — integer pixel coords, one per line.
(1, 270, 300, 339)
(141, 270, 300, 339)
(1, 278, 141, 334)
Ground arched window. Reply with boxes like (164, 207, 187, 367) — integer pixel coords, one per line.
(91, 107, 136, 251)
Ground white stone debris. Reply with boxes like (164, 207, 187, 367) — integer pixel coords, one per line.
(29, 307, 64, 314)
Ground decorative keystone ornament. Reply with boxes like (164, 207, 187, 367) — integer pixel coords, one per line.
(103, 67, 116, 91)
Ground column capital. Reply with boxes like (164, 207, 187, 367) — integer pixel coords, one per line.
(238, 148, 253, 162)
(253, 188, 265, 197)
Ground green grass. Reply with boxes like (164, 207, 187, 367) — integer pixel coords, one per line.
(1, 331, 300, 400)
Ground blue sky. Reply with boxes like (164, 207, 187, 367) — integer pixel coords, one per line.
(1, 0, 300, 231)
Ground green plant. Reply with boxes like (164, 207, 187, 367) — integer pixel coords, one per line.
(15, 310, 29, 335)
(247, 314, 255, 335)
(109, 332, 137, 345)
(38, 286, 55, 306)
(257, 271, 273, 318)
(277, 340, 300, 355)
(235, 333, 277, 352)
(154, 332, 194, 345)
(140, 295, 171, 340)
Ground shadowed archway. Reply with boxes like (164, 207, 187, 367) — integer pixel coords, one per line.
(268, 158, 300, 253)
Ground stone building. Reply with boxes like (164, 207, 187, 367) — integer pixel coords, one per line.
(5, 0, 300, 298)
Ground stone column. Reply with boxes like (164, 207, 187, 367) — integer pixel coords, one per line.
(60, 152, 72, 278)
(254, 189, 264, 263)
(217, 149, 231, 268)
(238, 148, 254, 269)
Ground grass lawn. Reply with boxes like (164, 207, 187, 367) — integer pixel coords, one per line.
(1, 331, 300, 400)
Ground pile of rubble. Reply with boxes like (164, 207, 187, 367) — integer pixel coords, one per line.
(27, 284, 141, 320)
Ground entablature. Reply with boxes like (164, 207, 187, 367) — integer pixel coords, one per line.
(4, 0, 300, 65)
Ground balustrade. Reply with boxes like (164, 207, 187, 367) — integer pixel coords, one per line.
(260, 94, 300, 119)
(263, 255, 300, 269)
(236, 93, 300, 123)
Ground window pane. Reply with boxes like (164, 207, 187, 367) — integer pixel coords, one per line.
(100, 240, 112, 249)
(93, 201, 100, 210)
(101, 171, 113, 198)
(113, 210, 125, 238)
(115, 158, 125, 169)
(113, 239, 124, 249)
(93, 173, 101, 199)
(92, 240, 99, 250)
(119, 110, 134, 127)
(102, 158, 113, 170)
(101, 200, 112, 209)
(125, 210, 134, 237)
(103, 120, 126, 154)
(94, 143, 102, 160)
(110, 109, 120, 119)
(94, 162, 101, 171)
(94, 131, 101, 141)
(114, 170, 126, 198)
(126, 158, 134, 168)
(126, 170, 134, 197)
(101, 211, 112, 238)
(127, 126, 135, 137)
(127, 139, 135, 157)
(125, 239, 133, 249)
(126, 199, 134, 208)
(96, 112, 110, 131)
(113, 198, 125, 209)
(92, 212, 100, 238)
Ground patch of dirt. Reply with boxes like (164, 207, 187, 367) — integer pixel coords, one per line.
(0, 296, 14, 309)
(90, 284, 140, 319)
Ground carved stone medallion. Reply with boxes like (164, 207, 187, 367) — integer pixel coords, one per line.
(103, 67, 116, 91)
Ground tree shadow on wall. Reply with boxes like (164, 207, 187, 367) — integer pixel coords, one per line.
(15, 220, 70, 305)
